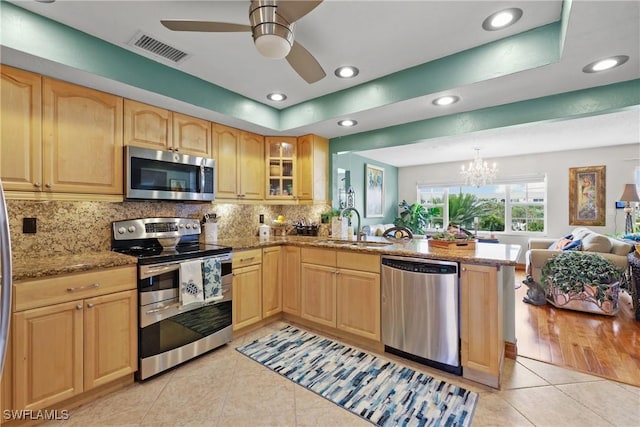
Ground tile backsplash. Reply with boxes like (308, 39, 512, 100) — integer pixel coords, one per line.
(7, 200, 330, 259)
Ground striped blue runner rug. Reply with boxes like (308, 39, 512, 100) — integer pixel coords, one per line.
(237, 325, 478, 427)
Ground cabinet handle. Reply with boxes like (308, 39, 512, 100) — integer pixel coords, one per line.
(174, 148, 179, 152)
(87, 303, 94, 308)
(33, 182, 41, 188)
(76, 304, 82, 310)
(67, 283, 100, 292)
(45, 183, 52, 189)
(240, 256, 255, 262)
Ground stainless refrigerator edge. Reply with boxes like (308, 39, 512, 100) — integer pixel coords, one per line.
(0, 180, 13, 377)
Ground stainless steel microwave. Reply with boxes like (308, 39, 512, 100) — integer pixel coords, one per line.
(125, 146, 215, 201)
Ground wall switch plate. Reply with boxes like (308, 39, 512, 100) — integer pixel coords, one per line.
(23, 217, 37, 234)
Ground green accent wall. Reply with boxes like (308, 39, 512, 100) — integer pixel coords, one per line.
(333, 153, 398, 226)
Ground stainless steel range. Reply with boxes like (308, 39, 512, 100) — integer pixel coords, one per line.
(112, 217, 232, 380)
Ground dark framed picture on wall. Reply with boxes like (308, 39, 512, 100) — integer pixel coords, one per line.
(568, 165, 606, 226)
(365, 164, 384, 218)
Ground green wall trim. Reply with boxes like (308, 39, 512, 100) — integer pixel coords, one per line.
(0, 1, 280, 128)
(559, 0, 574, 54)
(328, 79, 640, 155)
(280, 22, 561, 129)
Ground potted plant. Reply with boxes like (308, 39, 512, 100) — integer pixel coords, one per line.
(541, 251, 622, 315)
(394, 200, 431, 235)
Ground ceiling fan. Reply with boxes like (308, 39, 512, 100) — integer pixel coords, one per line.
(161, 0, 326, 84)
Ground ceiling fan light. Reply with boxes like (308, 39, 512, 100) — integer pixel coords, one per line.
(255, 34, 291, 59)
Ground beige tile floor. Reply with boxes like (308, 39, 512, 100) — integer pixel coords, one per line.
(48, 321, 640, 427)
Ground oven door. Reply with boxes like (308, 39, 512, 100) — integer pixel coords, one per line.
(137, 254, 232, 378)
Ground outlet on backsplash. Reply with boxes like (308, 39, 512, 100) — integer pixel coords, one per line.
(23, 217, 37, 234)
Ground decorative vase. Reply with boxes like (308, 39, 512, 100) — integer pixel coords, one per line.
(546, 280, 620, 316)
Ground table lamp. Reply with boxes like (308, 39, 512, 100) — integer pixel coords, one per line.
(619, 183, 640, 234)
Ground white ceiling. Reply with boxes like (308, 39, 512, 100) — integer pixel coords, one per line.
(5, 0, 640, 166)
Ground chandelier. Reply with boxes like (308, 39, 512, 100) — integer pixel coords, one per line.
(460, 148, 498, 187)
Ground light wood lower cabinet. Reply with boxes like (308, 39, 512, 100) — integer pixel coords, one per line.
(300, 248, 381, 340)
(282, 246, 301, 315)
(232, 249, 263, 330)
(262, 246, 282, 318)
(336, 268, 381, 341)
(460, 263, 503, 388)
(11, 266, 137, 412)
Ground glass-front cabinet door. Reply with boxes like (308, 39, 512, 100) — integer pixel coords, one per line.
(266, 137, 297, 200)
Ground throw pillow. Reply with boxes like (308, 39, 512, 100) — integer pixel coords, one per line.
(547, 234, 574, 250)
(582, 233, 612, 253)
(562, 239, 582, 251)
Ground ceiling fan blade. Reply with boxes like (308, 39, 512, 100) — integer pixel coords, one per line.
(277, 1, 323, 23)
(286, 40, 326, 84)
(161, 20, 251, 32)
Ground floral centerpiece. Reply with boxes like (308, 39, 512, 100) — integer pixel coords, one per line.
(541, 251, 622, 315)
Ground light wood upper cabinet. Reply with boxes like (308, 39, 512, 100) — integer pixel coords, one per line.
(213, 125, 264, 201)
(0, 65, 42, 192)
(282, 246, 301, 315)
(297, 134, 328, 204)
(262, 247, 282, 318)
(172, 112, 212, 157)
(42, 78, 123, 195)
(460, 263, 503, 388)
(239, 131, 264, 200)
(265, 136, 297, 201)
(123, 99, 172, 151)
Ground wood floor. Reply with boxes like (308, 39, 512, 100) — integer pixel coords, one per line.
(514, 270, 640, 387)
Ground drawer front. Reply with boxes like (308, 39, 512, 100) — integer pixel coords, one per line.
(232, 248, 263, 268)
(301, 248, 336, 267)
(337, 251, 380, 273)
(13, 266, 137, 312)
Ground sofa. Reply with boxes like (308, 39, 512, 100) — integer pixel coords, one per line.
(526, 227, 633, 284)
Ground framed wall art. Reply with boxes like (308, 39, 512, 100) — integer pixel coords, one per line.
(569, 165, 606, 226)
(365, 164, 384, 218)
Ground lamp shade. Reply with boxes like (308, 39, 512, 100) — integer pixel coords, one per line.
(619, 184, 640, 202)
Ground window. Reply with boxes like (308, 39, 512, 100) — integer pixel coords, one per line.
(416, 176, 546, 234)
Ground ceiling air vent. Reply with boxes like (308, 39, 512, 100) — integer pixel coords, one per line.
(128, 32, 190, 63)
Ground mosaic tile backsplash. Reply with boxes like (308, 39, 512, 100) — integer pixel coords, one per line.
(7, 200, 330, 259)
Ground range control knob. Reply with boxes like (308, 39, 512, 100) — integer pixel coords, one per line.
(186, 223, 192, 229)
(128, 226, 135, 233)
(117, 227, 126, 235)
(193, 223, 199, 229)
(179, 223, 185, 228)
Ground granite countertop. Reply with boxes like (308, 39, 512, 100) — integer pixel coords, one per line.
(11, 251, 138, 282)
(9, 236, 520, 282)
(217, 235, 522, 266)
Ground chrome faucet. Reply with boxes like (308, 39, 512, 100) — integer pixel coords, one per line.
(340, 207, 365, 240)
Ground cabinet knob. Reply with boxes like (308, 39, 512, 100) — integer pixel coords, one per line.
(76, 304, 83, 310)
(45, 183, 52, 189)
(174, 148, 179, 152)
(87, 303, 94, 308)
(33, 182, 41, 188)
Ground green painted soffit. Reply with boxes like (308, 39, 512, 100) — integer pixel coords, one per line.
(559, 0, 574, 54)
(280, 22, 562, 129)
(0, 1, 279, 128)
(328, 79, 640, 155)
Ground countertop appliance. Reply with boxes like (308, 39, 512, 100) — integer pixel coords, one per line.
(381, 255, 461, 375)
(112, 217, 232, 380)
(125, 146, 215, 202)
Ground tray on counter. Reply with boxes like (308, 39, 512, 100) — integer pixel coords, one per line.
(428, 238, 477, 250)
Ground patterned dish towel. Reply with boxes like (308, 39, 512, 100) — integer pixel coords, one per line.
(203, 257, 223, 303)
(179, 260, 204, 306)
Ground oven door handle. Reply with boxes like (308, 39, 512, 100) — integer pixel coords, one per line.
(140, 263, 182, 278)
(145, 302, 180, 315)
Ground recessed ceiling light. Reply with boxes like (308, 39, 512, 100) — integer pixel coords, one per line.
(482, 8, 523, 31)
(338, 119, 358, 127)
(582, 55, 629, 73)
(334, 66, 359, 79)
(432, 95, 460, 106)
(266, 92, 287, 102)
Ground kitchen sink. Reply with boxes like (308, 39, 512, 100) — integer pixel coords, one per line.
(313, 239, 393, 248)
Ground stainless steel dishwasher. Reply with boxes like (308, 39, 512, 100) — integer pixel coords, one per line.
(381, 255, 461, 375)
